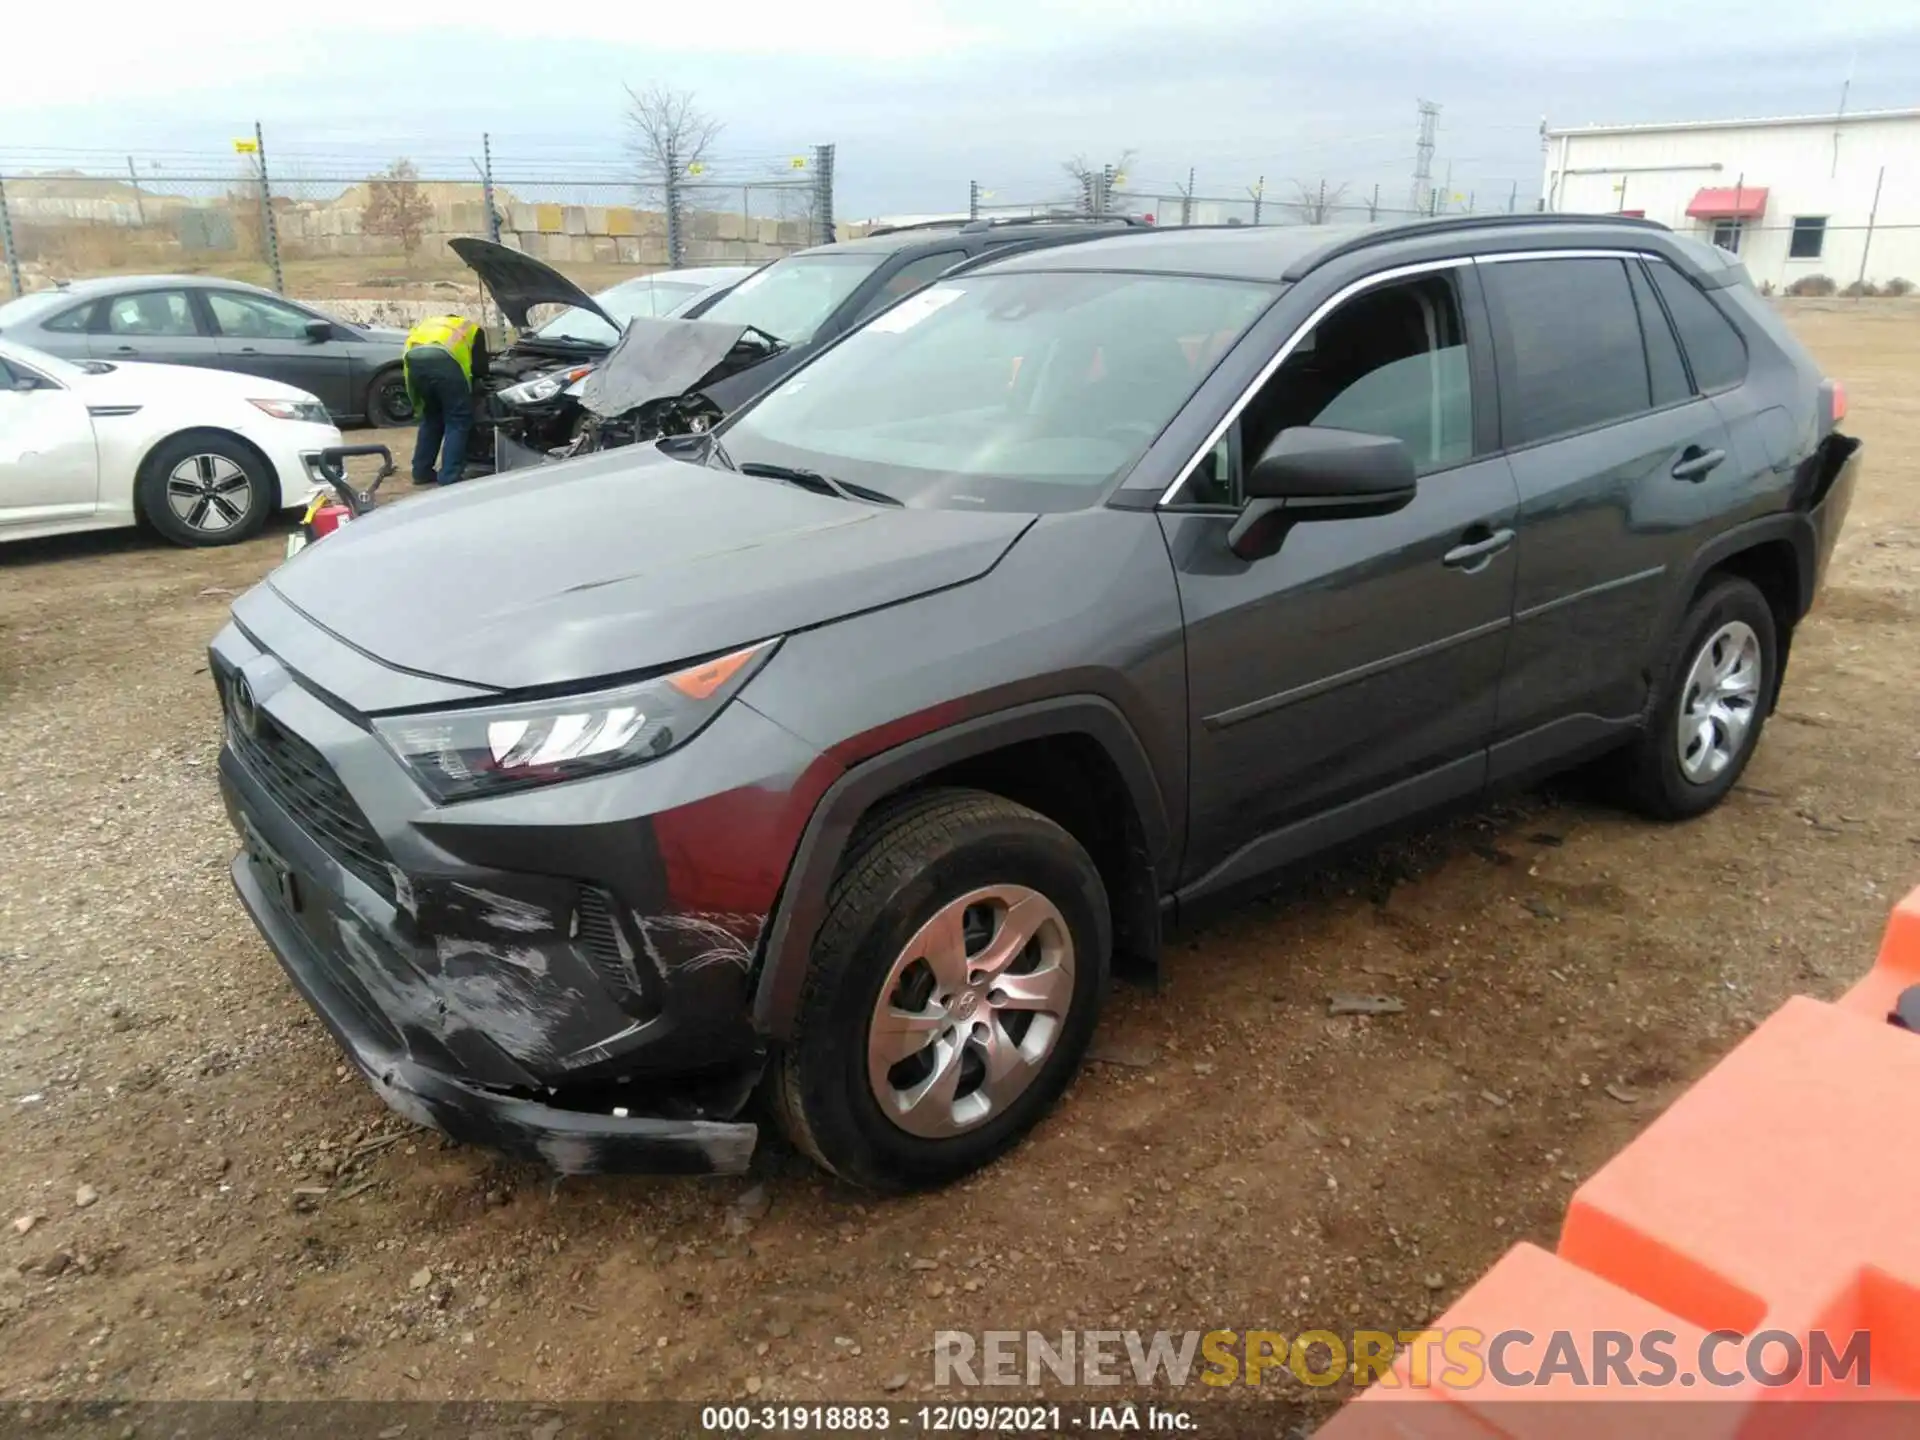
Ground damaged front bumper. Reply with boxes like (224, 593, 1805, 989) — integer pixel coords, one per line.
(209, 605, 837, 1176)
(229, 852, 757, 1175)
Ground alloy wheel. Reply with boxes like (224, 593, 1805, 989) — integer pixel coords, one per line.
(1675, 620, 1762, 784)
(166, 454, 253, 533)
(866, 884, 1075, 1139)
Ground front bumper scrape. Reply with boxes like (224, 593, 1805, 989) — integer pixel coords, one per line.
(230, 854, 758, 1176)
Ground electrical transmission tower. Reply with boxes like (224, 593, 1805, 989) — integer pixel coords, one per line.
(1411, 100, 1440, 215)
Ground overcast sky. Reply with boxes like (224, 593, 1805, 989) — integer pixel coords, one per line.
(5, 0, 1916, 217)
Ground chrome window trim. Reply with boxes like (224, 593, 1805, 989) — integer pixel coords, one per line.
(1156, 256, 1472, 506)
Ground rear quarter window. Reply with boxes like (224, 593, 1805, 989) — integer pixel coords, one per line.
(42, 301, 96, 333)
(1647, 259, 1748, 393)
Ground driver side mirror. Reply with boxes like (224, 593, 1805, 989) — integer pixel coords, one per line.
(304, 319, 335, 343)
(1227, 425, 1418, 560)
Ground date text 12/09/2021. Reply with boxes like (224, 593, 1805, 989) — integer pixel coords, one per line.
(700, 1403, 1199, 1432)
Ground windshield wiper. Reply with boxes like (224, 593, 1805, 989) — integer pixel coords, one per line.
(737, 324, 787, 350)
(739, 461, 901, 507)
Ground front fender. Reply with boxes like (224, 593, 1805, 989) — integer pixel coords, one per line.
(747, 695, 1170, 1040)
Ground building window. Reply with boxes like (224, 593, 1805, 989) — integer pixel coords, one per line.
(1789, 216, 1827, 260)
(1710, 219, 1743, 254)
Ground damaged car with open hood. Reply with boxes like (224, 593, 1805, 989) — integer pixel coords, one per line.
(450, 238, 755, 473)
(460, 217, 1154, 472)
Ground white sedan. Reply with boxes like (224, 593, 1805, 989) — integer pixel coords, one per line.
(0, 337, 342, 547)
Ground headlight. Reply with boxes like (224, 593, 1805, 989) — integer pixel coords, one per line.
(250, 398, 332, 424)
(498, 366, 593, 407)
(372, 639, 778, 801)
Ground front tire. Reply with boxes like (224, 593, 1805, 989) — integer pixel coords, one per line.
(1618, 577, 1777, 819)
(770, 789, 1110, 1191)
(135, 432, 275, 547)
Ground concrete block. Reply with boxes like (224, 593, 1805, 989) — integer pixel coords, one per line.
(586, 206, 609, 235)
(564, 206, 588, 236)
(716, 211, 745, 242)
(591, 236, 617, 264)
(510, 203, 538, 233)
(639, 235, 669, 266)
(755, 218, 780, 246)
(606, 207, 639, 237)
(535, 203, 563, 234)
(616, 236, 643, 264)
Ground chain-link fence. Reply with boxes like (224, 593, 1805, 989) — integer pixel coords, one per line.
(0, 131, 836, 305)
(966, 174, 1529, 229)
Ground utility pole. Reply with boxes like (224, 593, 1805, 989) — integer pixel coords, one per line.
(0, 174, 21, 297)
(1250, 176, 1264, 226)
(812, 144, 835, 246)
(969, 180, 980, 222)
(1410, 99, 1440, 216)
(1369, 182, 1379, 222)
(664, 140, 683, 266)
(254, 121, 284, 295)
(481, 132, 501, 243)
(1856, 164, 1886, 291)
(1180, 166, 1195, 227)
(126, 157, 145, 224)
(1508, 179, 1518, 213)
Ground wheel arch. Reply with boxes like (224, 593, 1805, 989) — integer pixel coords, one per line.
(134, 425, 283, 520)
(750, 697, 1172, 1041)
(1653, 515, 1813, 717)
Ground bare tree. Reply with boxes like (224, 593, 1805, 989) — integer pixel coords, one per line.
(1061, 150, 1138, 212)
(363, 159, 436, 256)
(625, 83, 723, 205)
(1289, 179, 1351, 225)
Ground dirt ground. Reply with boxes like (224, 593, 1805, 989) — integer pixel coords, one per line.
(2, 302, 1916, 1423)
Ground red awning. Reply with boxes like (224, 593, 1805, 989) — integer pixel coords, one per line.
(1686, 186, 1768, 220)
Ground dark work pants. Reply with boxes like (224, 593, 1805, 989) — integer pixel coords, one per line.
(407, 345, 473, 485)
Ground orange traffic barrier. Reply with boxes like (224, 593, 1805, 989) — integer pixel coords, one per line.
(1319, 882, 1920, 1439)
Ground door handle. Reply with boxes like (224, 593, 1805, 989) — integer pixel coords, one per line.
(115, 345, 138, 353)
(1442, 526, 1515, 572)
(238, 346, 261, 355)
(1671, 446, 1726, 482)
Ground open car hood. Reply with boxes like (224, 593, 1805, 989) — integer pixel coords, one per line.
(447, 237, 621, 334)
(578, 316, 757, 418)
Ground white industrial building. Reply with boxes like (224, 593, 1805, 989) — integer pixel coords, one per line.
(1544, 107, 1920, 292)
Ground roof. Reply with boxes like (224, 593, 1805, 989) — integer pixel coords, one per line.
(976, 213, 1676, 283)
(36, 273, 279, 298)
(812, 216, 1145, 256)
(1547, 106, 1920, 139)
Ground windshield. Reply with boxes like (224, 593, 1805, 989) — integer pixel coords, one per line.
(0, 338, 87, 382)
(698, 253, 885, 344)
(716, 271, 1277, 512)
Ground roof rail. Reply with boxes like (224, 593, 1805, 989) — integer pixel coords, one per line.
(1283, 211, 1673, 280)
(862, 218, 973, 237)
(865, 212, 1148, 238)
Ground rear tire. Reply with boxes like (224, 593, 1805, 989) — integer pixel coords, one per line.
(770, 788, 1110, 1192)
(1617, 577, 1777, 820)
(135, 432, 275, 548)
(366, 367, 414, 426)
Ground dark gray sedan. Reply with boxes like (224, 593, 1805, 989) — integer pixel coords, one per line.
(0, 275, 411, 426)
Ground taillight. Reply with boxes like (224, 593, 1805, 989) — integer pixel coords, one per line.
(1830, 379, 1847, 423)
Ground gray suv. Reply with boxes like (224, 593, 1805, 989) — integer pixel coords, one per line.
(212, 215, 1860, 1191)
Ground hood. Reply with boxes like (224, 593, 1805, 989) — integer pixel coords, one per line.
(85, 360, 319, 406)
(578, 316, 756, 418)
(263, 446, 1035, 692)
(448, 237, 620, 334)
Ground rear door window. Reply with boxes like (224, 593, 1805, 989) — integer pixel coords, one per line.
(99, 290, 201, 337)
(42, 302, 97, 334)
(1481, 257, 1653, 448)
(1646, 259, 1748, 393)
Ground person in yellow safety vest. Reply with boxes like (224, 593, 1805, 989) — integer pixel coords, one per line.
(402, 315, 488, 485)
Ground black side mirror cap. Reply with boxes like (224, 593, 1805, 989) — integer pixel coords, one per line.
(1228, 426, 1418, 560)
(305, 319, 335, 342)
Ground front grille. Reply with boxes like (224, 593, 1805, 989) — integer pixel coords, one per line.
(222, 680, 395, 903)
